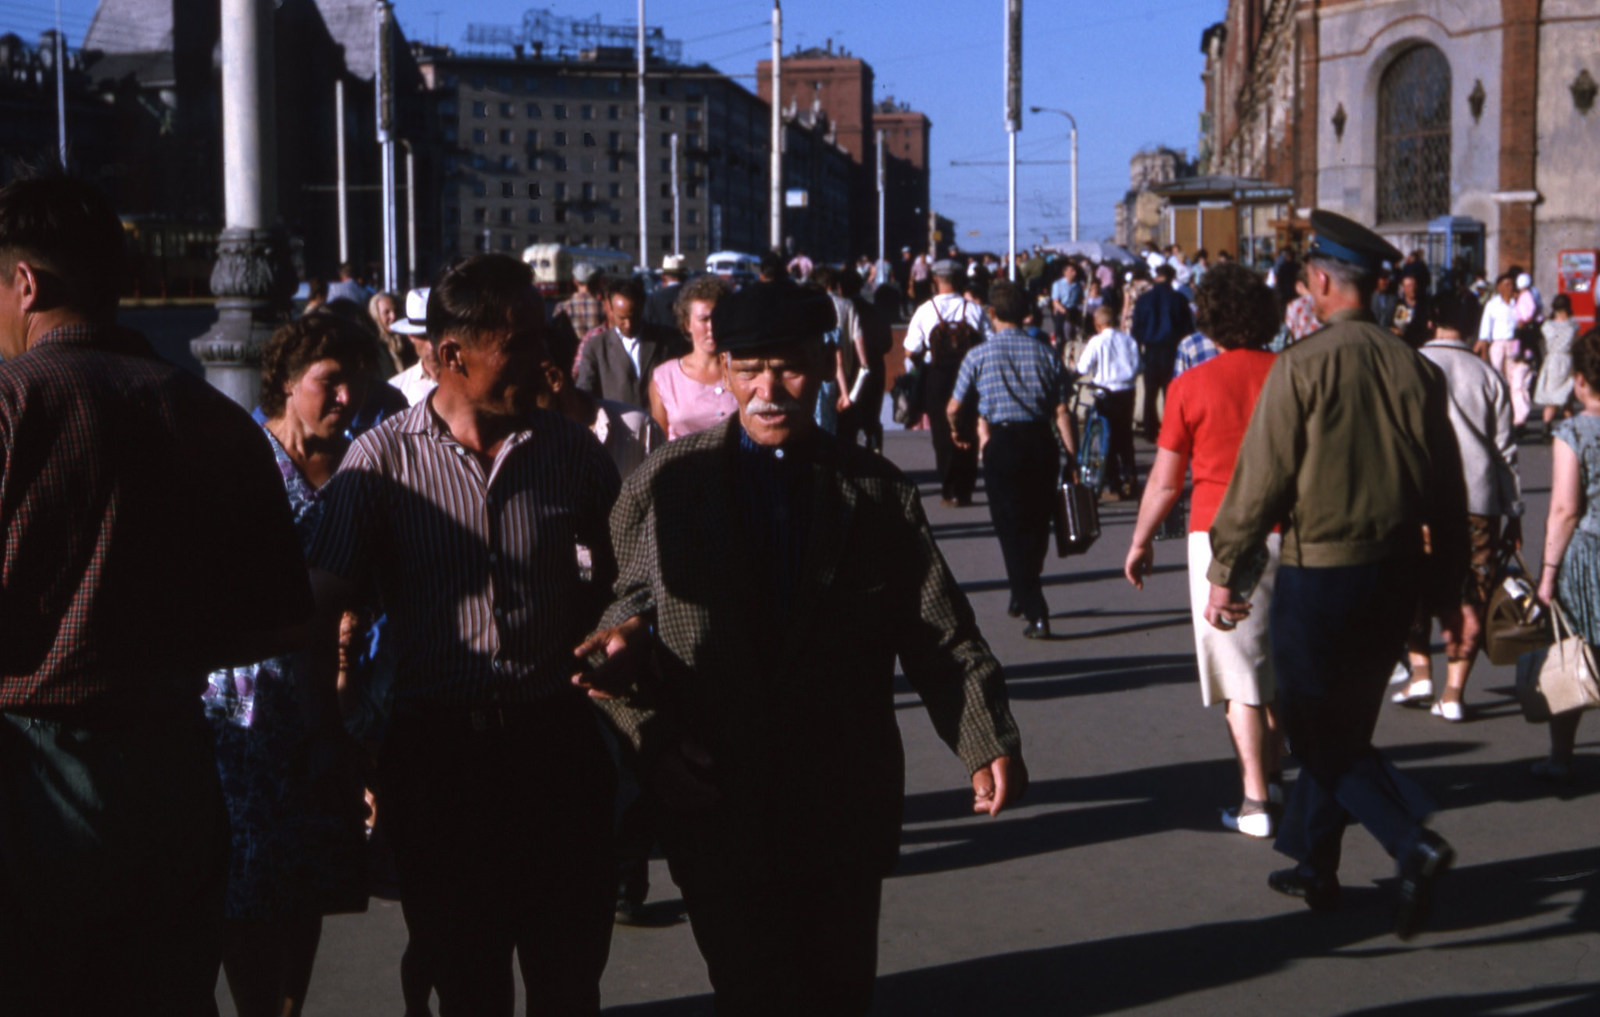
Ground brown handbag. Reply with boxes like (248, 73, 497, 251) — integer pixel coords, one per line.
(1484, 552, 1553, 666)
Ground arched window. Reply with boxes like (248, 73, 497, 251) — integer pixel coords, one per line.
(1377, 44, 1451, 224)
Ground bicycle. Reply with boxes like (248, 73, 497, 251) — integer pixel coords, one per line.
(1070, 379, 1112, 496)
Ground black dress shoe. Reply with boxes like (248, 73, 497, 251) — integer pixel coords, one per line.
(1022, 619, 1050, 639)
(1394, 829, 1454, 940)
(1007, 598, 1023, 618)
(1268, 866, 1342, 912)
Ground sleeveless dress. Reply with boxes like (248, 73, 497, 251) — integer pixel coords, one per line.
(1534, 319, 1578, 408)
(1554, 415, 1600, 644)
(202, 427, 368, 921)
(653, 357, 738, 440)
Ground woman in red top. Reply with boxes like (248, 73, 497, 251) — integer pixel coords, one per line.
(1124, 264, 1284, 838)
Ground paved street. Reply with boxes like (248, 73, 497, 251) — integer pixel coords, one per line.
(219, 424, 1600, 1016)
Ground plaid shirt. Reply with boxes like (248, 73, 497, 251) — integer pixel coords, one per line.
(0, 324, 310, 714)
(950, 328, 1068, 425)
(1173, 332, 1221, 379)
(555, 289, 605, 338)
(307, 398, 620, 707)
(595, 417, 1020, 881)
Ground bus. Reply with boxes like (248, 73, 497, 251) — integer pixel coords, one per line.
(706, 250, 761, 286)
(521, 244, 635, 299)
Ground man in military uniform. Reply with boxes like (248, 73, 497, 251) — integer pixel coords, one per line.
(1203, 210, 1470, 940)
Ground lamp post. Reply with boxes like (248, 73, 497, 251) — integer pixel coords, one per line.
(1030, 105, 1078, 243)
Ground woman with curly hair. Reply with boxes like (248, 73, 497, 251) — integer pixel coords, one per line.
(1124, 262, 1286, 837)
(649, 273, 738, 440)
(204, 314, 374, 1016)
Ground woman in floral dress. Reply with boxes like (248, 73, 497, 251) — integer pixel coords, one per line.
(205, 313, 375, 1017)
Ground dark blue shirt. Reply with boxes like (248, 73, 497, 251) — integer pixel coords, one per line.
(735, 426, 815, 613)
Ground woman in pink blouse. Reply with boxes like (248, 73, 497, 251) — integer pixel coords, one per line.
(649, 274, 740, 440)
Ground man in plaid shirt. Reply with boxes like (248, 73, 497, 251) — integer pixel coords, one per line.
(0, 174, 311, 1015)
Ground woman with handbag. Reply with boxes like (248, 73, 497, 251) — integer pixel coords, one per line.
(1534, 327, 1600, 781)
(1123, 263, 1285, 837)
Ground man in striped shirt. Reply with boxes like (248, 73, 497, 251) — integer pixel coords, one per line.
(307, 254, 622, 1015)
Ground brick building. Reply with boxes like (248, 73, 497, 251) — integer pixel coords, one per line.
(757, 44, 936, 259)
(1200, 0, 1600, 294)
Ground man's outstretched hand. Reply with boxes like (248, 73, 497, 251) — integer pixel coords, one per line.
(571, 615, 649, 700)
(972, 754, 1028, 816)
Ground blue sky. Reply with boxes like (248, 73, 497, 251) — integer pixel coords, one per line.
(31, 0, 1227, 247)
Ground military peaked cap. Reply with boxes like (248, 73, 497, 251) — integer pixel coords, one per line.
(1306, 209, 1403, 274)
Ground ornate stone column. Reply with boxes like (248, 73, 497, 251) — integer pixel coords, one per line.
(192, 0, 294, 408)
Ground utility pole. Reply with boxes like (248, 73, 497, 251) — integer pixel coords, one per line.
(402, 139, 417, 288)
(670, 132, 681, 257)
(1004, 0, 1022, 279)
(54, 1, 66, 166)
(1030, 106, 1079, 242)
(876, 128, 886, 265)
(376, 0, 398, 290)
(769, 1, 782, 252)
(637, 0, 648, 271)
(335, 78, 348, 263)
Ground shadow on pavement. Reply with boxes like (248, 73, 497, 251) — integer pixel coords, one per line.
(960, 563, 1185, 596)
(607, 847, 1598, 1016)
(895, 653, 1199, 705)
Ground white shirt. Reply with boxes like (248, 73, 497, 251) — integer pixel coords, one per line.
(1479, 295, 1519, 342)
(389, 361, 437, 406)
(1075, 328, 1141, 392)
(590, 398, 662, 481)
(616, 331, 643, 376)
(903, 293, 992, 365)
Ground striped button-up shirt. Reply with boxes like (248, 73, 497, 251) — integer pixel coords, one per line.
(307, 398, 621, 707)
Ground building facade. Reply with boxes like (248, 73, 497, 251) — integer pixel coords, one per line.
(1200, 0, 1600, 294)
(1114, 147, 1195, 250)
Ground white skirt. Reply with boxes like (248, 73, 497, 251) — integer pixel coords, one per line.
(1186, 531, 1281, 707)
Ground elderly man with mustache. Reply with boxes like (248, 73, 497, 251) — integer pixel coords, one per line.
(575, 281, 1026, 1017)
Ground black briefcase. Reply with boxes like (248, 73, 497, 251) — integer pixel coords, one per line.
(1053, 471, 1100, 557)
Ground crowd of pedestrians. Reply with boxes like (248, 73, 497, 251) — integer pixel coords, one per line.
(2, 169, 1595, 1016)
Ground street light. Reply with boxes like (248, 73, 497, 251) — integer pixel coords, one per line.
(1030, 106, 1078, 242)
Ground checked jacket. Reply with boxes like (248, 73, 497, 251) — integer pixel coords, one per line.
(595, 416, 1021, 889)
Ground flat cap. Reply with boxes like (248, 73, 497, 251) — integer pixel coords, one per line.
(931, 258, 962, 278)
(572, 262, 599, 284)
(1306, 209, 1402, 274)
(711, 282, 837, 353)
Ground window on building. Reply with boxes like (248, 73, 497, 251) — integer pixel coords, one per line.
(443, 74, 459, 88)
(470, 75, 485, 89)
(526, 129, 540, 146)
(610, 209, 622, 224)
(555, 183, 568, 200)
(475, 234, 487, 252)
(685, 236, 698, 250)
(608, 104, 621, 120)
(527, 103, 541, 117)
(661, 235, 672, 251)
(660, 183, 671, 198)
(583, 132, 596, 147)
(472, 207, 486, 222)
(660, 132, 672, 148)
(609, 182, 622, 198)
(554, 208, 567, 223)
(688, 133, 700, 149)
(499, 129, 513, 144)
(525, 78, 538, 92)
(554, 79, 568, 94)
(661, 209, 673, 224)
(472, 128, 486, 144)
(439, 99, 458, 115)
(500, 102, 514, 117)
(579, 183, 593, 201)
(527, 182, 541, 198)
(501, 181, 515, 198)
(500, 208, 513, 224)
(660, 105, 673, 121)
(583, 211, 596, 224)
(609, 156, 622, 173)
(657, 80, 672, 97)
(528, 208, 542, 223)
(580, 79, 595, 95)
(607, 79, 621, 95)
(555, 131, 568, 146)
(608, 131, 620, 151)
(660, 157, 671, 173)
(686, 106, 701, 123)
(555, 156, 568, 171)
(528, 156, 542, 171)
(500, 155, 517, 171)
(687, 209, 699, 224)
(686, 182, 699, 198)
(442, 125, 457, 143)
(471, 181, 487, 197)
(581, 104, 594, 120)
(471, 101, 487, 118)
(500, 235, 514, 251)
(554, 104, 568, 119)
(1377, 43, 1452, 224)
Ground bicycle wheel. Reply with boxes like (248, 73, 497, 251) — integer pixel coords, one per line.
(1079, 413, 1109, 493)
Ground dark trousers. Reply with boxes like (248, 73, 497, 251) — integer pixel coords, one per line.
(1270, 560, 1436, 877)
(0, 703, 227, 1017)
(983, 421, 1061, 623)
(926, 364, 978, 501)
(1141, 349, 1175, 439)
(1099, 388, 1138, 494)
(838, 370, 885, 450)
(381, 696, 616, 1017)
(683, 875, 882, 1017)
